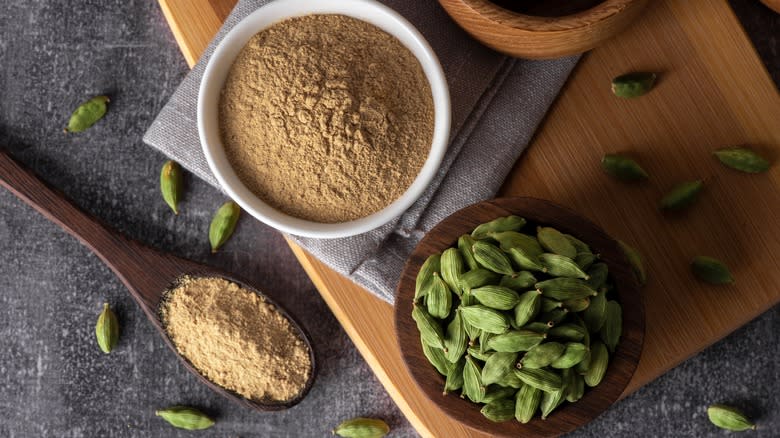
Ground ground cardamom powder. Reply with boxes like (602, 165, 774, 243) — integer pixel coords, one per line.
(160, 276, 311, 403)
(219, 14, 435, 223)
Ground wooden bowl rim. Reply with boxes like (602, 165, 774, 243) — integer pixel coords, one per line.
(457, 0, 639, 32)
(394, 197, 645, 437)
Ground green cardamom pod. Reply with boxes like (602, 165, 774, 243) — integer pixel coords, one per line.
(691, 255, 734, 285)
(440, 248, 465, 296)
(481, 351, 519, 385)
(600, 301, 622, 352)
(426, 273, 452, 319)
(537, 308, 570, 325)
(514, 383, 542, 423)
(582, 288, 607, 333)
(515, 368, 563, 393)
(601, 153, 649, 181)
(155, 406, 215, 430)
(458, 268, 501, 294)
(499, 271, 537, 291)
(523, 321, 554, 333)
(539, 253, 590, 280)
(548, 323, 587, 342)
(160, 161, 184, 215)
(487, 329, 546, 353)
(541, 297, 563, 313)
(563, 297, 590, 313)
(519, 342, 565, 369)
(660, 180, 704, 211)
(458, 235, 480, 271)
(415, 253, 441, 302)
(617, 240, 646, 286)
(443, 358, 465, 394)
(460, 305, 510, 334)
(489, 231, 543, 254)
(540, 386, 565, 420)
(444, 311, 468, 363)
(471, 285, 521, 310)
(481, 385, 517, 404)
(507, 247, 546, 273)
(463, 356, 486, 403)
(586, 262, 609, 290)
(497, 369, 524, 388)
(573, 315, 591, 348)
(537, 226, 577, 259)
(713, 147, 770, 173)
(421, 336, 449, 376)
(611, 72, 657, 98)
(65, 95, 110, 133)
(480, 398, 516, 423)
(412, 305, 446, 351)
(471, 215, 527, 239)
(514, 290, 542, 327)
(209, 201, 240, 253)
(551, 343, 589, 369)
(466, 346, 493, 362)
(564, 368, 585, 403)
(535, 277, 597, 301)
(574, 252, 598, 270)
(706, 404, 756, 432)
(95, 302, 119, 354)
(473, 241, 515, 275)
(575, 349, 591, 375)
(333, 417, 390, 438)
(584, 341, 609, 387)
(564, 233, 591, 253)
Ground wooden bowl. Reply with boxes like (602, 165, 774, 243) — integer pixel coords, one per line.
(394, 197, 645, 437)
(436, 0, 650, 59)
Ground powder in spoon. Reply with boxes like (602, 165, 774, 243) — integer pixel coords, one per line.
(160, 276, 311, 403)
(218, 14, 435, 223)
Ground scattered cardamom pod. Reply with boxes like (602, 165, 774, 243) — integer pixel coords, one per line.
(600, 301, 623, 352)
(481, 351, 519, 385)
(440, 248, 465, 295)
(415, 253, 440, 302)
(535, 277, 597, 301)
(460, 305, 510, 334)
(481, 385, 517, 404)
(472, 215, 526, 239)
(487, 329, 546, 353)
(444, 311, 468, 363)
(539, 253, 590, 280)
(457, 235, 480, 271)
(499, 271, 537, 291)
(507, 247, 546, 273)
(519, 342, 565, 369)
(426, 273, 452, 319)
(514, 368, 563, 393)
(160, 160, 184, 215)
(459, 269, 501, 294)
(551, 343, 589, 369)
(617, 240, 646, 286)
(601, 153, 649, 181)
(421, 336, 449, 376)
(713, 147, 770, 173)
(548, 323, 587, 342)
(523, 321, 553, 334)
(691, 256, 734, 285)
(611, 72, 657, 98)
(463, 355, 486, 403)
(208, 201, 240, 253)
(473, 241, 515, 275)
(412, 305, 446, 350)
(471, 285, 521, 310)
(515, 383, 542, 424)
(490, 231, 543, 255)
(481, 398, 516, 423)
(155, 406, 214, 430)
(95, 302, 119, 354)
(584, 341, 609, 387)
(333, 417, 390, 438)
(706, 404, 756, 432)
(660, 180, 704, 211)
(537, 226, 577, 259)
(65, 95, 109, 133)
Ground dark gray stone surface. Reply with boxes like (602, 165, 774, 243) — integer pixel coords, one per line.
(0, 1, 777, 437)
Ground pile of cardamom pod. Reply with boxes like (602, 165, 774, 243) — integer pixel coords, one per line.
(412, 215, 623, 424)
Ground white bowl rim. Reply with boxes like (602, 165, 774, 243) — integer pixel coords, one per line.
(198, 0, 451, 239)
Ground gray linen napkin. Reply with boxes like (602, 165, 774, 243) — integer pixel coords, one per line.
(143, 0, 579, 303)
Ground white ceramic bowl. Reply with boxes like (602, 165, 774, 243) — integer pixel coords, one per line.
(198, 0, 451, 238)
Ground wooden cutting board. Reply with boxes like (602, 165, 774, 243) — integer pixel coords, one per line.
(158, 1, 780, 436)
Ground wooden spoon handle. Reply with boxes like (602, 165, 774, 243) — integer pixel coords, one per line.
(0, 149, 176, 309)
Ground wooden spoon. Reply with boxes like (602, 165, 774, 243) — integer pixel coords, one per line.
(0, 149, 317, 411)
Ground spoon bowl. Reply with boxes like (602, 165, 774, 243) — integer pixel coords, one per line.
(0, 149, 317, 411)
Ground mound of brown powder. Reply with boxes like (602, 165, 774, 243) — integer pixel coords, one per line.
(160, 276, 311, 403)
(218, 14, 434, 223)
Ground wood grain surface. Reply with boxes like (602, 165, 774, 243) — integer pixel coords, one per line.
(395, 198, 644, 437)
(0, 150, 317, 413)
(157, 0, 780, 436)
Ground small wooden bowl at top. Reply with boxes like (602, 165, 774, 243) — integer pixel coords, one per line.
(436, 0, 650, 59)
(394, 197, 645, 437)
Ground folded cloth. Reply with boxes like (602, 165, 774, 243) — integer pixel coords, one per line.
(143, 0, 579, 303)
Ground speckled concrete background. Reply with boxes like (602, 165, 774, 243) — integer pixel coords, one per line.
(0, 1, 777, 437)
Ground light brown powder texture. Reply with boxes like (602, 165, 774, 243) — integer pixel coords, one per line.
(160, 277, 311, 403)
(218, 14, 435, 223)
